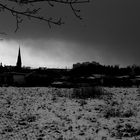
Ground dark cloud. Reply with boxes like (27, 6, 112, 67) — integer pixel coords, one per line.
(0, 0, 140, 67)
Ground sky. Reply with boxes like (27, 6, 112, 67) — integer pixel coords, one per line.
(0, 0, 140, 68)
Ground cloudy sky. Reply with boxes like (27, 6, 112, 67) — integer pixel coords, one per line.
(0, 0, 140, 68)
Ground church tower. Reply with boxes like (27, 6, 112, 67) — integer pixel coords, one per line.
(16, 47, 22, 69)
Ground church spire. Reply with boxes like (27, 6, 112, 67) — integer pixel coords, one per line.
(16, 46, 22, 69)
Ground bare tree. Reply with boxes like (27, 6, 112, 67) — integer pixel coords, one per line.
(0, 0, 89, 32)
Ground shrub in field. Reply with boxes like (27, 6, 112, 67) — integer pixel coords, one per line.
(72, 86, 106, 99)
(51, 88, 73, 98)
(111, 123, 140, 138)
(78, 99, 87, 107)
(103, 101, 137, 118)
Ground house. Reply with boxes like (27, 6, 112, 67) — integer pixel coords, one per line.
(12, 72, 26, 85)
(0, 72, 26, 86)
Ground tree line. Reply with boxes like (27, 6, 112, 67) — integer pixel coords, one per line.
(71, 62, 140, 77)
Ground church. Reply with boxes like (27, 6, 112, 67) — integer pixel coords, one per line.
(0, 47, 26, 86)
(16, 47, 22, 70)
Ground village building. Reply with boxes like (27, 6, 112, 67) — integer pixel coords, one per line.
(0, 47, 27, 86)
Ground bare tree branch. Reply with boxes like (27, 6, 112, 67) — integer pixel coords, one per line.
(8, 0, 90, 4)
(0, 0, 89, 32)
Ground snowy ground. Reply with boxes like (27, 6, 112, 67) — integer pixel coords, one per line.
(0, 87, 140, 140)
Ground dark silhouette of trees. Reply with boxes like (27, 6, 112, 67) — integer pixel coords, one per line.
(72, 61, 140, 77)
(0, 0, 89, 32)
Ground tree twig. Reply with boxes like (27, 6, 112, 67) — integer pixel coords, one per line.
(0, 0, 89, 32)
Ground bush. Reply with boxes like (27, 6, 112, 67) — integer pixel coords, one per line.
(72, 86, 106, 99)
(103, 101, 136, 118)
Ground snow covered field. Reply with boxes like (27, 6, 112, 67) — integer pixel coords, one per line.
(0, 87, 140, 140)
